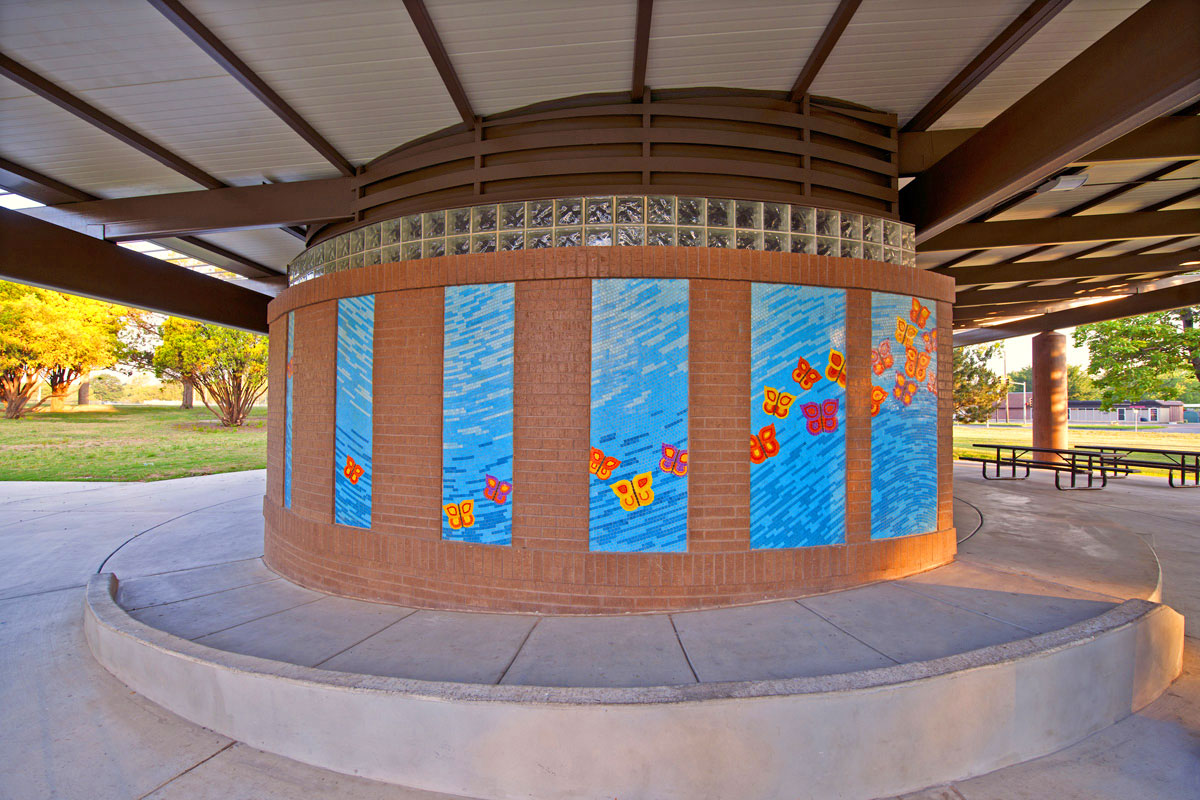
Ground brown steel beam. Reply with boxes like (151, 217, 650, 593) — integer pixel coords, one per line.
(21, 178, 352, 241)
(0, 158, 278, 277)
(900, 116, 1200, 175)
(955, 281, 1133, 309)
(953, 280, 1200, 345)
(901, 0, 1200, 242)
(404, 0, 474, 126)
(0, 208, 269, 333)
(789, 0, 861, 102)
(1077, 115, 1200, 163)
(903, 0, 1071, 133)
(922, 209, 1200, 252)
(0, 52, 226, 190)
(631, 0, 653, 101)
(147, 0, 355, 178)
(0, 157, 95, 204)
(947, 249, 1200, 287)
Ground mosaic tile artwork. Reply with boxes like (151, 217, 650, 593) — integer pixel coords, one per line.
(870, 292, 938, 539)
(589, 279, 689, 553)
(283, 311, 294, 508)
(443, 283, 515, 545)
(750, 284, 847, 548)
(334, 296, 374, 528)
(288, 196, 918, 285)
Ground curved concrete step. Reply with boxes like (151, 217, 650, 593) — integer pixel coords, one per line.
(84, 573, 1183, 800)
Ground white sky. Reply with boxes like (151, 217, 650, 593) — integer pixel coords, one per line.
(981, 328, 1091, 376)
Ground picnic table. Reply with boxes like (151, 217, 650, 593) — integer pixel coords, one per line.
(961, 444, 1130, 491)
(1074, 444, 1200, 488)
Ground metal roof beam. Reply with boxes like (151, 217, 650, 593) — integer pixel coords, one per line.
(0, 209, 269, 333)
(0, 52, 226, 190)
(21, 178, 353, 241)
(903, 0, 1071, 133)
(404, 0, 475, 126)
(0, 159, 280, 279)
(947, 249, 1200, 287)
(900, 116, 1200, 175)
(900, 0, 1200, 242)
(956, 281, 1135, 309)
(147, 0, 355, 178)
(789, 0, 861, 102)
(922, 209, 1200, 252)
(953, 279, 1200, 345)
(631, 0, 653, 102)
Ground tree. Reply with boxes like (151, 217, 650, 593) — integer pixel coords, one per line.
(1074, 308, 1200, 408)
(153, 319, 268, 426)
(0, 281, 128, 418)
(116, 312, 194, 408)
(953, 343, 1009, 423)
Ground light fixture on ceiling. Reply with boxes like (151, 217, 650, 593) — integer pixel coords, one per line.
(1036, 174, 1089, 193)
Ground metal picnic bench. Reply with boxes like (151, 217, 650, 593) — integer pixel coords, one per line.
(1073, 444, 1200, 488)
(960, 444, 1133, 491)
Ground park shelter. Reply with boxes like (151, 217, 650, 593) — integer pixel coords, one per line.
(1, 1, 1197, 797)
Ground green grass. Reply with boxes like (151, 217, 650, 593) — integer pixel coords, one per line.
(954, 424, 1198, 475)
(0, 405, 267, 481)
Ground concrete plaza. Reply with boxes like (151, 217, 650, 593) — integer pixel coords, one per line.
(1, 463, 1197, 798)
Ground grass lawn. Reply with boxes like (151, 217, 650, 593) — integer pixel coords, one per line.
(954, 424, 1199, 475)
(0, 405, 266, 481)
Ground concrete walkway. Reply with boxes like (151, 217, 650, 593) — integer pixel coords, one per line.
(1, 465, 1197, 798)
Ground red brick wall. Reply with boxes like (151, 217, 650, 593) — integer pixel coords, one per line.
(263, 247, 957, 614)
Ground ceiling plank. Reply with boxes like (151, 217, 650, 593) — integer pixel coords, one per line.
(20, 179, 352, 241)
(169, 236, 279, 280)
(903, 0, 1071, 133)
(0, 209, 269, 333)
(403, 0, 474, 126)
(788, 0, 862, 102)
(922, 209, 1200, 252)
(953, 280, 1200, 345)
(900, 0, 1200, 242)
(947, 249, 1200, 287)
(631, 0, 653, 101)
(0, 52, 226, 190)
(147, 0, 355, 178)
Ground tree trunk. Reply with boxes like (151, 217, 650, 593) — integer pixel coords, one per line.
(78, 378, 90, 406)
(49, 391, 66, 412)
(181, 379, 194, 409)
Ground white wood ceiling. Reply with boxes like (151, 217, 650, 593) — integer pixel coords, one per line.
(0, 0, 1168, 272)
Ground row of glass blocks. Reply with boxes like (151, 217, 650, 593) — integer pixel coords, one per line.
(289, 196, 917, 285)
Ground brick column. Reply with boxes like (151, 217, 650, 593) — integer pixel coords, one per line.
(844, 289, 872, 542)
(290, 302, 337, 522)
(372, 288, 443, 537)
(936, 300, 955, 532)
(512, 279, 591, 551)
(1032, 330, 1069, 458)
(688, 279, 751, 553)
(265, 315, 287, 506)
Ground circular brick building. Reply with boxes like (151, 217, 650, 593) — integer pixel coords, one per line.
(263, 91, 956, 613)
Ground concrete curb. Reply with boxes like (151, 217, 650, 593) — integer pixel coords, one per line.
(84, 573, 1184, 800)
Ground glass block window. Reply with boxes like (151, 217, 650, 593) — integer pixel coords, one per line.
(288, 195, 919, 285)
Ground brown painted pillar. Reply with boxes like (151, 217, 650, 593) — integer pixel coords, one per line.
(77, 377, 90, 406)
(1032, 331, 1068, 457)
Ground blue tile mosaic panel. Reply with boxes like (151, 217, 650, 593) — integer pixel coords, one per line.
(334, 296, 374, 528)
(589, 279, 688, 553)
(442, 283, 515, 545)
(750, 284, 847, 548)
(283, 311, 294, 508)
(870, 292, 939, 539)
